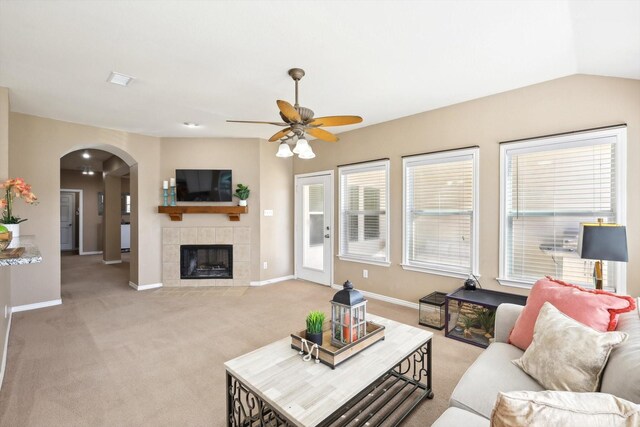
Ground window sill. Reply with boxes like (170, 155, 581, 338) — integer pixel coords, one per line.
(498, 277, 616, 293)
(338, 256, 391, 267)
(496, 278, 534, 289)
(400, 264, 473, 280)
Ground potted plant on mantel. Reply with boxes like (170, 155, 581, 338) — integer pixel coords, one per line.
(306, 310, 326, 346)
(233, 183, 250, 207)
(0, 178, 37, 237)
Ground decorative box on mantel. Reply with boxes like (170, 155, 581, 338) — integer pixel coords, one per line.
(158, 205, 248, 222)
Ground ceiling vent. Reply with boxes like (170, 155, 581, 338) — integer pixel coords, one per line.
(107, 71, 134, 87)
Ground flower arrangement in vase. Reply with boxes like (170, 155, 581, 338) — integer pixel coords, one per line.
(1, 178, 37, 237)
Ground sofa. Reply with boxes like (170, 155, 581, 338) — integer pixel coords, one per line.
(432, 300, 640, 426)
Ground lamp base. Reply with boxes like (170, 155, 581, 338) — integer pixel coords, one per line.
(593, 260, 603, 290)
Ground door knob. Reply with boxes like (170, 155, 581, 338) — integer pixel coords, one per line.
(324, 234, 330, 238)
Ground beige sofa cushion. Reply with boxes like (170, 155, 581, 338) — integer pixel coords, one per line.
(431, 407, 489, 427)
(513, 302, 627, 392)
(450, 342, 543, 419)
(601, 298, 640, 403)
(491, 390, 640, 427)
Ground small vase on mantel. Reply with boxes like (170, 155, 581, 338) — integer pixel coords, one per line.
(238, 200, 247, 207)
(1, 224, 19, 238)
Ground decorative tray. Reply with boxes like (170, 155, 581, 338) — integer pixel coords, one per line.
(0, 247, 25, 259)
(291, 321, 385, 369)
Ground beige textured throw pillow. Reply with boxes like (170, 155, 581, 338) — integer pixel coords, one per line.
(491, 390, 640, 427)
(513, 302, 627, 392)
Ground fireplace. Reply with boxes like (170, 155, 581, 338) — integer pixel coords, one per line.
(180, 244, 233, 279)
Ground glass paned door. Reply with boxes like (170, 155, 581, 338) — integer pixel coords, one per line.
(296, 173, 333, 285)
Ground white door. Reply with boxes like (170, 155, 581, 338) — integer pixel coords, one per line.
(60, 192, 75, 251)
(295, 172, 333, 285)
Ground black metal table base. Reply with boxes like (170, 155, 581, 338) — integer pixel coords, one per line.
(226, 340, 433, 427)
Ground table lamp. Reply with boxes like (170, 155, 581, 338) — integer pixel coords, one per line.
(578, 218, 628, 290)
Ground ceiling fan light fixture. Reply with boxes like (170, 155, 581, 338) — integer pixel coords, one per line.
(292, 138, 310, 154)
(298, 146, 316, 160)
(276, 142, 293, 158)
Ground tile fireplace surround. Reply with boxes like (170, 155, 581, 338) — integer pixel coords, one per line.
(162, 227, 251, 287)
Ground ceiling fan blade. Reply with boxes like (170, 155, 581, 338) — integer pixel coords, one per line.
(277, 100, 301, 123)
(309, 115, 363, 127)
(268, 127, 292, 142)
(227, 120, 289, 126)
(306, 127, 339, 142)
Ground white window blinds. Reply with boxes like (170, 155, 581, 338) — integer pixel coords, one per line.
(339, 160, 390, 264)
(403, 147, 479, 277)
(500, 127, 626, 290)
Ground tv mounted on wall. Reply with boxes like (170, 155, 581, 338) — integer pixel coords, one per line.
(175, 169, 232, 202)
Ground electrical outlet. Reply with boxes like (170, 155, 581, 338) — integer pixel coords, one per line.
(363, 269, 368, 278)
(263, 261, 268, 270)
(4, 305, 7, 319)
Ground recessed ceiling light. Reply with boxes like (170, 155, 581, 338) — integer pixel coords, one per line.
(183, 122, 200, 128)
(82, 151, 91, 159)
(107, 71, 134, 87)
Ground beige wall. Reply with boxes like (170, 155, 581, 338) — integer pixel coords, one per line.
(293, 75, 640, 301)
(60, 169, 104, 252)
(103, 174, 121, 261)
(8, 113, 163, 306)
(259, 141, 294, 281)
(160, 138, 263, 280)
(0, 87, 11, 387)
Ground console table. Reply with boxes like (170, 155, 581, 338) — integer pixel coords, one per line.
(224, 314, 434, 426)
(445, 287, 527, 348)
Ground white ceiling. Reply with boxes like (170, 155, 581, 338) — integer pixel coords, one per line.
(0, 0, 638, 139)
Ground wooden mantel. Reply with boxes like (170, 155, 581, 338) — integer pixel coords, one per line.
(157, 206, 248, 221)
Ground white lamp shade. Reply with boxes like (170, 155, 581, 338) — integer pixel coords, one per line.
(293, 138, 310, 154)
(276, 142, 293, 158)
(298, 145, 315, 159)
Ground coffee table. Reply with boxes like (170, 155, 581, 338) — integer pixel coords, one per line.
(225, 314, 434, 426)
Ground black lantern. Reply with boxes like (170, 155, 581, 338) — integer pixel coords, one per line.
(331, 280, 367, 347)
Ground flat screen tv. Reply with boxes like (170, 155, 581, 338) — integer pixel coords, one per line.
(175, 169, 232, 202)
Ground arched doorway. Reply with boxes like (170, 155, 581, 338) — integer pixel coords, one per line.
(59, 144, 138, 290)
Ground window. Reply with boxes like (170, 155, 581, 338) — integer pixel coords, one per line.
(307, 185, 324, 246)
(499, 127, 626, 291)
(339, 160, 390, 265)
(402, 147, 479, 278)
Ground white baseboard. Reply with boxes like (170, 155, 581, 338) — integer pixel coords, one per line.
(102, 259, 122, 265)
(80, 250, 103, 256)
(12, 299, 63, 313)
(331, 284, 419, 310)
(0, 310, 12, 390)
(250, 275, 295, 287)
(129, 281, 163, 291)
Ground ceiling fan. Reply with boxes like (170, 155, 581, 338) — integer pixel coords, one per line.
(227, 68, 363, 158)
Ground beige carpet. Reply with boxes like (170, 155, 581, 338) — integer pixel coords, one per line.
(0, 254, 482, 426)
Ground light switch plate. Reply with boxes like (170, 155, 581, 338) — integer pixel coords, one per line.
(263, 210, 274, 217)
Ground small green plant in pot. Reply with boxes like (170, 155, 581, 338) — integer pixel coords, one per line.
(306, 310, 326, 346)
(233, 184, 250, 206)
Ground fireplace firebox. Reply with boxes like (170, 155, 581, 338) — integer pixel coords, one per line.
(180, 244, 233, 279)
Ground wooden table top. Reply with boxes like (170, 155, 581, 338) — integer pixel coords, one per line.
(224, 314, 433, 426)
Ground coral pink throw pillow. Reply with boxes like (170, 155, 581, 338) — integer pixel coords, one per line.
(509, 276, 636, 351)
